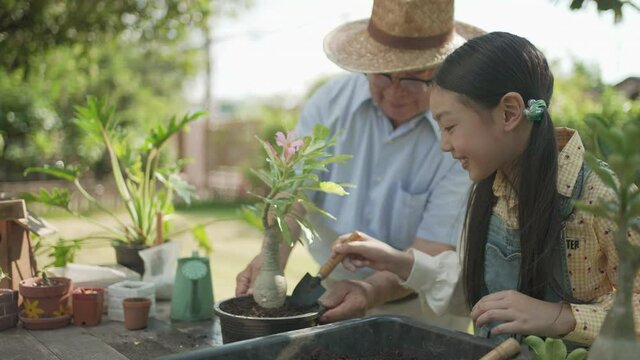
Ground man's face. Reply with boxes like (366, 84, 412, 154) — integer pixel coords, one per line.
(367, 68, 436, 127)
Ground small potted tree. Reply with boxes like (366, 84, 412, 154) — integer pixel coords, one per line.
(579, 117, 640, 359)
(215, 125, 351, 342)
(19, 270, 73, 330)
(23, 97, 203, 275)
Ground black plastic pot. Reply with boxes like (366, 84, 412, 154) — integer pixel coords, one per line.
(214, 296, 319, 343)
(159, 316, 532, 360)
(113, 243, 148, 276)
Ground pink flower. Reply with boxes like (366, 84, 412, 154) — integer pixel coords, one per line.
(275, 131, 304, 160)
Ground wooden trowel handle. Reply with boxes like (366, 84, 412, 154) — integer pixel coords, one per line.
(318, 232, 362, 279)
(479, 338, 521, 360)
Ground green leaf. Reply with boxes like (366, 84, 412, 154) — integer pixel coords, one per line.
(24, 165, 80, 181)
(544, 337, 567, 360)
(524, 335, 546, 360)
(239, 205, 265, 230)
(319, 154, 352, 165)
(47, 239, 82, 267)
(73, 96, 117, 138)
(256, 136, 280, 167)
(21, 188, 72, 209)
(161, 173, 196, 205)
(312, 124, 331, 141)
(566, 348, 588, 360)
(318, 181, 349, 196)
(298, 197, 336, 220)
(275, 213, 293, 245)
(0, 266, 10, 281)
(192, 224, 212, 255)
(584, 154, 618, 191)
(144, 112, 205, 150)
(250, 168, 273, 187)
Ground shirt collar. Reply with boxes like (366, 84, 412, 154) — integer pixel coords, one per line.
(556, 127, 585, 197)
(492, 127, 585, 205)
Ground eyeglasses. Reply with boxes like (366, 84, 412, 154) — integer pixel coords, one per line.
(369, 73, 434, 94)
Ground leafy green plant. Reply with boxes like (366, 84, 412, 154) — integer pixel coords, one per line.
(0, 266, 10, 282)
(33, 237, 83, 268)
(249, 125, 351, 308)
(191, 224, 213, 255)
(578, 117, 640, 359)
(22, 96, 204, 247)
(524, 336, 588, 360)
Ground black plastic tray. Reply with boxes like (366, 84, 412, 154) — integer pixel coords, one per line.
(160, 315, 531, 359)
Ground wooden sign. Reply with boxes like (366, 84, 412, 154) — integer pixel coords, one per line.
(0, 199, 40, 290)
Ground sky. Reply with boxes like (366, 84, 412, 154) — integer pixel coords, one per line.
(187, 0, 640, 103)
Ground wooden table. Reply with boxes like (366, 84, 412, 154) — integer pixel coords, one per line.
(0, 301, 222, 360)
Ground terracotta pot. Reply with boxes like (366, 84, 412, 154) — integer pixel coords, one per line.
(19, 277, 72, 330)
(73, 288, 104, 326)
(19, 314, 72, 330)
(122, 297, 151, 330)
(0, 289, 19, 331)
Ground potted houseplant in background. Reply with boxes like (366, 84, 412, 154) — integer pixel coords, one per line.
(215, 125, 351, 343)
(0, 267, 19, 331)
(19, 269, 73, 330)
(23, 96, 203, 275)
(579, 116, 640, 359)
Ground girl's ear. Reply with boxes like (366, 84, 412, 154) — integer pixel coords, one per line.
(499, 92, 526, 132)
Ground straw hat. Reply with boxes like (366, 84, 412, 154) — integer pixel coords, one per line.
(324, 0, 485, 73)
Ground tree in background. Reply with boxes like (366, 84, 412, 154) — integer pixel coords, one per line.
(551, 61, 640, 150)
(567, 0, 640, 22)
(0, 0, 251, 181)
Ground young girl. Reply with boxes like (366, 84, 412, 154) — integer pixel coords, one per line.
(328, 32, 640, 345)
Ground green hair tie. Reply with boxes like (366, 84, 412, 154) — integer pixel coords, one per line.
(524, 99, 547, 122)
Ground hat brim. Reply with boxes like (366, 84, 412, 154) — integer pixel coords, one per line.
(323, 19, 485, 73)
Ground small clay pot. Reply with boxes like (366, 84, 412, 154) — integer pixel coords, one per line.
(73, 288, 104, 326)
(122, 297, 151, 330)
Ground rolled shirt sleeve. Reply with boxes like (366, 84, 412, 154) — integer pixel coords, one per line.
(400, 248, 467, 316)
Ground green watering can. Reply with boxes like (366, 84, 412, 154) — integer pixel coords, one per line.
(170, 251, 214, 321)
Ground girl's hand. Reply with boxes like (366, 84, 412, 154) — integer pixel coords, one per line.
(331, 231, 414, 280)
(470, 290, 576, 337)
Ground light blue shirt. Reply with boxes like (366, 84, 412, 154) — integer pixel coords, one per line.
(295, 73, 471, 268)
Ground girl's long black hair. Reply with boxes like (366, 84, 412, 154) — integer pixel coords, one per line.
(434, 32, 574, 308)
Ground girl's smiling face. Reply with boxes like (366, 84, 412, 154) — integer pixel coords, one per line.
(431, 86, 523, 182)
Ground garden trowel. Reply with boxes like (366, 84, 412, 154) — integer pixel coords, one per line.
(290, 232, 361, 307)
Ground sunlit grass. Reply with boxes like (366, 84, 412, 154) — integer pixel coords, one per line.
(36, 201, 318, 301)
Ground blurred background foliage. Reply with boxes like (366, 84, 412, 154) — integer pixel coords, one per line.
(551, 61, 640, 150)
(0, 0, 638, 184)
(0, 0, 251, 181)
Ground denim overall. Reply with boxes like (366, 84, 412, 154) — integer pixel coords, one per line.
(477, 164, 590, 341)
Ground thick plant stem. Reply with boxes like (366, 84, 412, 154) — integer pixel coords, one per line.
(252, 226, 287, 308)
(589, 227, 640, 359)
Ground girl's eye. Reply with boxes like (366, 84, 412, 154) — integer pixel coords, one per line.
(444, 125, 455, 133)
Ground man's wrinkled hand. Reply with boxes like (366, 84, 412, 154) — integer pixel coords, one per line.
(235, 254, 263, 296)
(318, 280, 375, 323)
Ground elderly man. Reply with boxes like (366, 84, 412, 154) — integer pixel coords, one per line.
(236, 0, 484, 332)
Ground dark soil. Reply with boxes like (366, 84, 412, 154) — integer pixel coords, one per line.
(220, 296, 318, 318)
(299, 349, 419, 360)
